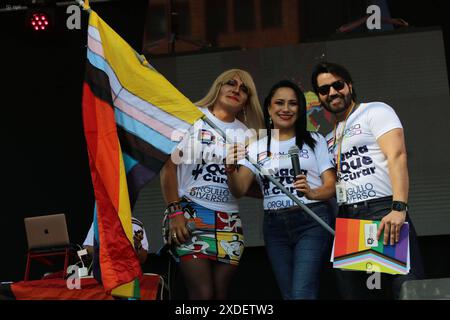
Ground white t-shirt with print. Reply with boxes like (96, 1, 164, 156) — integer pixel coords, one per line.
(175, 107, 253, 213)
(83, 218, 149, 251)
(240, 133, 333, 210)
(325, 102, 403, 204)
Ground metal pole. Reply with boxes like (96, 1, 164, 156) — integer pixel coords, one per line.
(201, 116, 335, 236)
(74, 0, 335, 235)
(76, 0, 155, 70)
(76, 0, 92, 13)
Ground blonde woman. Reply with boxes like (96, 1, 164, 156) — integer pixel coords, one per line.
(160, 69, 264, 299)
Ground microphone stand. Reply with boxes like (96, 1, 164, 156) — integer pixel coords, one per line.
(146, 0, 211, 54)
(74, 0, 333, 235)
(201, 116, 335, 236)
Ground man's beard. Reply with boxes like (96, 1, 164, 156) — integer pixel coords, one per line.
(321, 92, 353, 115)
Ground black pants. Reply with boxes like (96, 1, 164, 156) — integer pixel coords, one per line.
(335, 197, 425, 299)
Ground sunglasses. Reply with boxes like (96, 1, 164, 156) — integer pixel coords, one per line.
(223, 79, 250, 95)
(317, 80, 346, 95)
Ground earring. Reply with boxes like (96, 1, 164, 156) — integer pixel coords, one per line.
(269, 117, 273, 127)
(243, 107, 248, 124)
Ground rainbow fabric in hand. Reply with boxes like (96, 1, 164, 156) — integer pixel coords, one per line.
(331, 218, 410, 275)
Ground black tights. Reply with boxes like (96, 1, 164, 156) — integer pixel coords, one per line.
(179, 258, 237, 300)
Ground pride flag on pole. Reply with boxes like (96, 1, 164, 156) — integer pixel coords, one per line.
(82, 7, 203, 298)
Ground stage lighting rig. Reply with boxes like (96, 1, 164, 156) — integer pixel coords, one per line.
(29, 11, 51, 31)
(25, 0, 56, 32)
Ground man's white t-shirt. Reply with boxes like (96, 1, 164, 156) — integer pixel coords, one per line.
(83, 218, 149, 251)
(175, 107, 253, 213)
(240, 133, 333, 210)
(325, 102, 403, 204)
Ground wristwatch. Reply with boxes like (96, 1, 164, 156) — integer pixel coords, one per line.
(392, 201, 408, 212)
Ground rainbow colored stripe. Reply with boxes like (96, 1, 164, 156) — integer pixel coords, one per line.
(333, 218, 410, 275)
(82, 10, 202, 298)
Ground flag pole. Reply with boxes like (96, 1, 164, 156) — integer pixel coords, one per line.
(75, 0, 334, 236)
(201, 116, 335, 236)
(76, 0, 92, 13)
(76, 0, 154, 69)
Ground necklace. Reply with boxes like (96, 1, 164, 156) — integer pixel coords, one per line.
(332, 102, 359, 176)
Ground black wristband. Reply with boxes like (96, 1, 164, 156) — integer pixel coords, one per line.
(392, 201, 408, 212)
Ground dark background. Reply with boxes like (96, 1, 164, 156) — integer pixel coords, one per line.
(1, 0, 449, 299)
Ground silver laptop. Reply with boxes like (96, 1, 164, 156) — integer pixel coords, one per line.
(24, 213, 70, 250)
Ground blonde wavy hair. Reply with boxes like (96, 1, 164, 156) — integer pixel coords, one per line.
(195, 69, 264, 132)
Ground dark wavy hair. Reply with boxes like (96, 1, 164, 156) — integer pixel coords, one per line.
(311, 61, 357, 101)
(263, 80, 316, 152)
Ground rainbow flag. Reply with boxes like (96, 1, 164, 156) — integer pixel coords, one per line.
(332, 218, 410, 275)
(82, 8, 203, 298)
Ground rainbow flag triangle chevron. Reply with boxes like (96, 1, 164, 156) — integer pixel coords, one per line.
(82, 10, 203, 298)
(332, 218, 410, 275)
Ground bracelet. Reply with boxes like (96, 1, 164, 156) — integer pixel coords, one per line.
(167, 200, 181, 207)
(167, 201, 182, 214)
(168, 211, 184, 219)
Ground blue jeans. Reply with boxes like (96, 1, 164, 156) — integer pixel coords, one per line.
(263, 202, 333, 300)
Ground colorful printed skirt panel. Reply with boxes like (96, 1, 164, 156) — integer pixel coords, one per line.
(163, 197, 244, 266)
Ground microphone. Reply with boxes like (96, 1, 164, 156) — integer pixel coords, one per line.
(288, 145, 304, 197)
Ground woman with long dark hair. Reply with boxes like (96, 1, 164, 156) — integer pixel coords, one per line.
(227, 80, 335, 299)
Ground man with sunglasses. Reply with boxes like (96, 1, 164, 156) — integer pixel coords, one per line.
(311, 62, 424, 299)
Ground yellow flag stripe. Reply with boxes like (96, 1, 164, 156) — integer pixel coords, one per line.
(112, 279, 138, 299)
(88, 12, 202, 124)
(117, 143, 133, 243)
